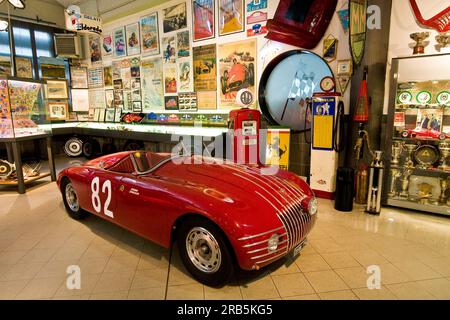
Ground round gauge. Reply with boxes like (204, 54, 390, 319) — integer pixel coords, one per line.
(259, 50, 335, 132)
(398, 91, 413, 104)
(416, 91, 432, 104)
(320, 76, 336, 92)
(437, 91, 450, 106)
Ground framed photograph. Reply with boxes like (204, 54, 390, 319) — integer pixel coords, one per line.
(88, 67, 104, 89)
(163, 2, 187, 33)
(46, 79, 69, 99)
(219, 0, 245, 36)
(177, 30, 190, 58)
(132, 101, 142, 113)
(89, 35, 102, 64)
(113, 27, 127, 57)
(71, 89, 90, 112)
(193, 44, 217, 92)
(114, 108, 122, 123)
(105, 108, 116, 122)
(140, 12, 160, 56)
(165, 96, 179, 110)
(126, 23, 141, 56)
(15, 57, 33, 78)
(102, 33, 113, 57)
(103, 65, 113, 87)
(47, 101, 68, 121)
(70, 67, 88, 89)
(162, 36, 177, 64)
(105, 89, 114, 108)
(193, 0, 215, 41)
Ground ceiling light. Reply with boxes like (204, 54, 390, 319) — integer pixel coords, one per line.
(0, 20, 8, 31)
(0, 0, 25, 9)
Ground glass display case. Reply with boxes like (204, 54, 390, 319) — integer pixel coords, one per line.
(384, 54, 450, 216)
(0, 77, 51, 139)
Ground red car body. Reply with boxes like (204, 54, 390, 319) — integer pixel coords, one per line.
(402, 127, 450, 140)
(57, 151, 317, 271)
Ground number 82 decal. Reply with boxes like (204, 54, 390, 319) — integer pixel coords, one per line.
(91, 177, 114, 218)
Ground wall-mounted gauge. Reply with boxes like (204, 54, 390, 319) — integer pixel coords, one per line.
(259, 50, 335, 132)
(320, 76, 336, 93)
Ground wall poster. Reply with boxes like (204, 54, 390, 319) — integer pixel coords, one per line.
(162, 36, 177, 64)
(102, 33, 113, 57)
(193, 44, 217, 92)
(105, 89, 114, 108)
(141, 57, 164, 112)
(89, 89, 106, 109)
(126, 23, 141, 56)
(192, 0, 215, 41)
(140, 13, 160, 56)
(89, 35, 102, 64)
(113, 27, 127, 57)
(177, 30, 190, 58)
(219, 0, 245, 36)
(88, 66, 104, 89)
(70, 67, 88, 89)
(197, 91, 216, 110)
(103, 65, 113, 87)
(163, 2, 187, 33)
(178, 58, 193, 92)
(165, 96, 179, 110)
(218, 39, 256, 108)
(15, 57, 33, 78)
(164, 65, 178, 94)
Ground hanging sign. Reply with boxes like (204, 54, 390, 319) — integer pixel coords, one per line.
(65, 5, 102, 35)
(349, 0, 367, 68)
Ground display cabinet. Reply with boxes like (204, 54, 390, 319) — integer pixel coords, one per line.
(384, 54, 450, 216)
(0, 77, 55, 193)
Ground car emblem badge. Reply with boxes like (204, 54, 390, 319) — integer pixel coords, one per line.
(119, 185, 125, 192)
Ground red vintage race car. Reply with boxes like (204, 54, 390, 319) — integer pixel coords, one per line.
(58, 151, 317, 286)
(401, 127, 450, 140)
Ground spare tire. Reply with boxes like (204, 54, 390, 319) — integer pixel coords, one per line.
(64, 137, 83, 157)
(82, 138, 101, 159)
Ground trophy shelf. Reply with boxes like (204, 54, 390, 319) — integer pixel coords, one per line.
(387, 198, 450, 216)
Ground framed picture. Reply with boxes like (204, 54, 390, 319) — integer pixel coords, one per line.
(88, 67, 104, 89)
(114, 108, 122, 123)
(71, 89, 90, 112)
(140, 12, 160, 56)
(132, 101, 142, 112)
(337, 59, 353, 76)
(70, 67, 88, 89)
(165, 96, 179, 110)
(102, 33, 113, 57)
(163, 2, 187, 33)
(219, 0, 245, 36)
(192, 0, 215, 41)
(15, 57, 33, 78)
(46, 79, 69, 99)
(103, 65, 113, 87)
(89, 35, 102, 64)
(126, 23, 141, 56)
(105, 108, 116, 122)
(47, 101, 68, 121)
(113, 27, 127, 57)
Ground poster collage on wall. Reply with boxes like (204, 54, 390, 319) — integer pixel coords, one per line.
(71, 0, 267, 122)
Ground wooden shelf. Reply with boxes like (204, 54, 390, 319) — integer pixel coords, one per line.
(0, 172, 51, 186)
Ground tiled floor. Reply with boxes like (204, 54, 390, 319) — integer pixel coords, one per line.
(1, 157, 450, 300)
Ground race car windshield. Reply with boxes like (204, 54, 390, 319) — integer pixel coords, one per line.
(132, 152, 172, 173)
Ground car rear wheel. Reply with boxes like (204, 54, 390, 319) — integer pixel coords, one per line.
(177, 217, 234, 287)
(61, 178, 89, 220)
(401, 131, 409, 138)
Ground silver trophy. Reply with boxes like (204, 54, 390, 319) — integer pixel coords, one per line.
(391, 142, 404, 167)
(438, 142, 450, 171)
(439, 178, 448, 205)
(404, 144, 418, 168)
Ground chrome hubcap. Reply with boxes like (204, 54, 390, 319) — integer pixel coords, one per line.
(186, 227, 222, 273)
(65, 183, 79, 212)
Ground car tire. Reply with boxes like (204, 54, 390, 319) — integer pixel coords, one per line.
(64, 137, 83, 157)
(439, 133, 446, 140)
(401, 131, 409, 138)
(82, 139, 100, 159)
(61, 178, 89, 220)
(177, 217, 234, 287)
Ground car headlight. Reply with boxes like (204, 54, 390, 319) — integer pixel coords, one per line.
(268, 234, 280, 253)
(308, 198, 318, 216)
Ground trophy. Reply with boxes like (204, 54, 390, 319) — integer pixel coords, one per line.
(404, 144, 418, 168)
(410, 32, 430, 54)
(417, 183, 433, 205)
(388, 168, 402, 198)
(436, 32, 450, 49)
(439, 177, 448, 205)
(391, 142, 404, 167)
(399, 168, 414, 199)
(438, 142, 450, 171)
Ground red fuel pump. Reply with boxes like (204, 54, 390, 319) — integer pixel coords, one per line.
(228, 108, 261, 165)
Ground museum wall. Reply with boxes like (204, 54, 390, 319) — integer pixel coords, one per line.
(80, 0, 352, 113)
(383, 0, 450, 114)
(0, 0, 66, 28)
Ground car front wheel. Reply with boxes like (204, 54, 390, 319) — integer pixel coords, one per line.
(61, 178, 89, 220)
(177, 217, 234, 287)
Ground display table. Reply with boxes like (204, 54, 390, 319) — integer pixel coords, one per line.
(0, 133, 56, 194)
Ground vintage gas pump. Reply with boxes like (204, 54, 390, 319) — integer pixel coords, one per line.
(228, 108, 261, 165)
(310, 91, 344, 199)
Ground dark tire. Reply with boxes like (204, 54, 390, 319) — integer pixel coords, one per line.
(439, 133, 446, 141)
(102, 143, 117, 155)
(61, 178, 89, 220)
(401, 131, 409, 138)
(82, 139, 100, 159)
(177, 217, 234, 287)
(123, 141, 144, 151)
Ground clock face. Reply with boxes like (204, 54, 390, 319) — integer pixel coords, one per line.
(259, 50, 334, 132)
